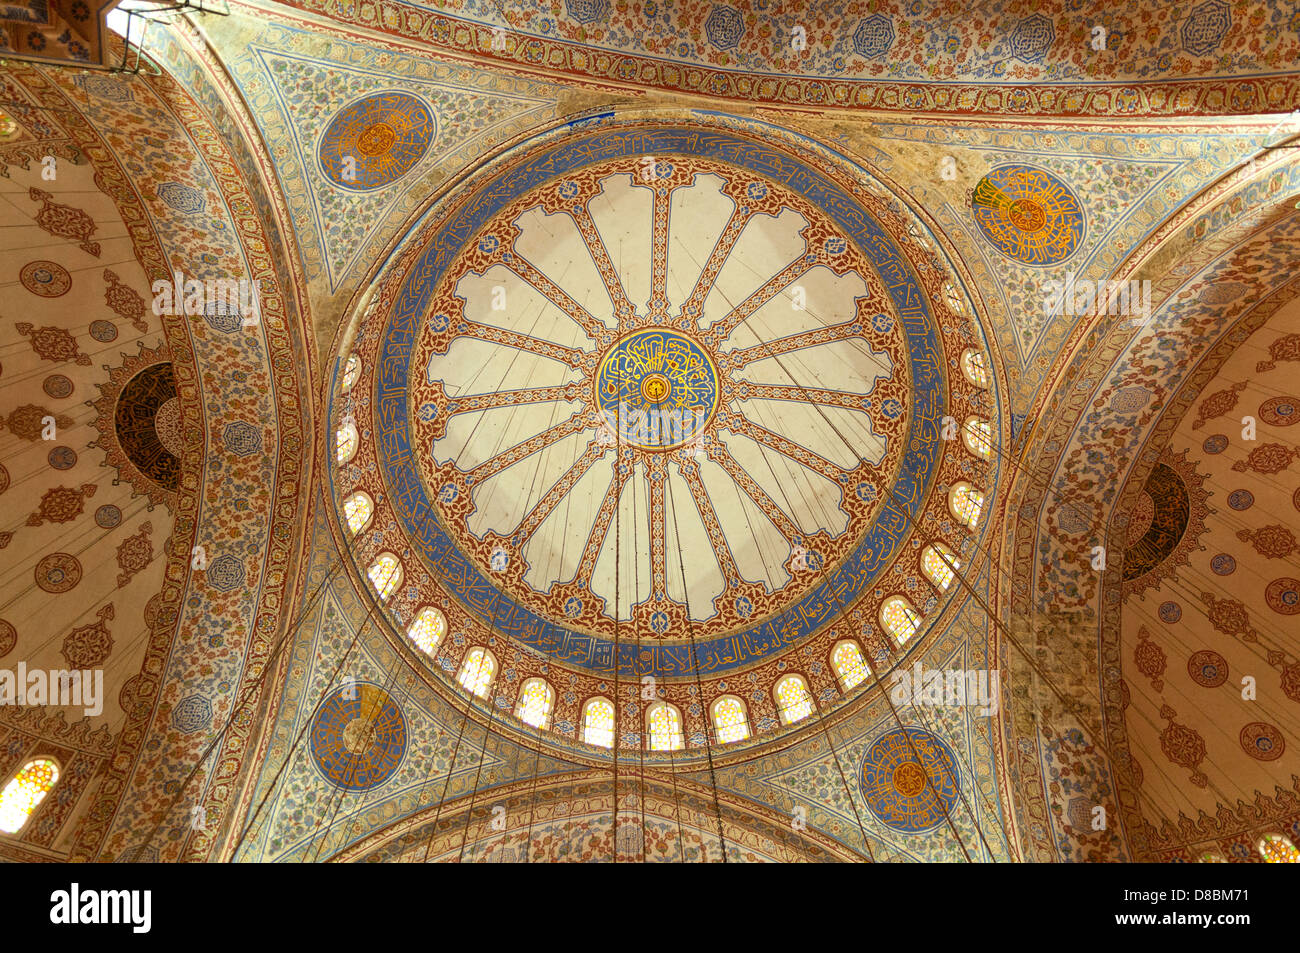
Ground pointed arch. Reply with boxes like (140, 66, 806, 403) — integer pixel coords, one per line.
(406, 607, 446, 654)
(516, 677, 555, 729)
(367, 552, 403, 601)
(342, 491, 374, 536)
(457, 647, 497, 698)
(582, 697, 615, 748)
(831, 639, 870, 690)
(880, 595, 922, 644)
(647, 701, 684, 751)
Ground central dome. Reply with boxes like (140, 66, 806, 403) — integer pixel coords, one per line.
(407, 144, 918, 657)
(341, 112, 989, 755)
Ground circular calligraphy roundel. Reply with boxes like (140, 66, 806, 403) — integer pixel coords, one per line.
(319, 92, 435, 191)
(972, 164, 1083, 265)
(594, 329, 719, 450)
(310, 683, 407, 790)
(860, 726, 961, 833)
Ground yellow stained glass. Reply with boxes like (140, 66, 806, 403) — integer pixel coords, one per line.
(458, 648, 495, 698)
(343, 492, 373, 536)
(950, 483, 984, 528)
(962, 417, 992, 460)
(647, 702, 684, 751)
(407, 608, 445, 654)
(881, 596, 922, 644)
(367, 553, 402, 601)
(960, 349, 989, 388)
(1258, 834, 1300, 863)
(583, 697, 615, 748)
(336, 421, 359, 465)
(0, 758, 58, 834)
(516, 678, 554, 729)
(341, 354, 361, 393)
(922, 544, 959, 591)
(943, 282, 964, 314)
(1198, 851, 1228, 863)
(712, 696, 749, 744)
(775, 674, 813, 725)
(832, 640, 869, 690)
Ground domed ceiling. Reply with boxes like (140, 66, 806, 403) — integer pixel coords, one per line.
(337, 111, 997, 758)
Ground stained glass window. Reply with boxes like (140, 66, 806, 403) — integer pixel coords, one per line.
(962, 416, 993, 460)
(774, 674, 813, 725)
(960, 349, 989, 388)
(336, 420, 359, 465)
(950, 482, 984, 528)
(458, 648, 496, 698)
(583, 697, 615, 748)
(343, 491, 373, 536)
(711, 696, 749, 744)
(831, 640, 870, 690)
(647, 701, 684, 751)
(367, 553, 402, 601)
(341, 354, 361, 393)
(1258, 834, 1300, 863)
(407, 607, 445, 655)
(922, 543, 960, 591)
(943, 282, 965, 314)
(1198, 851, 1228, 863)
(880, 596, 922, 644)
(515, 678, 554, 730)
(0, 758, 58, 834)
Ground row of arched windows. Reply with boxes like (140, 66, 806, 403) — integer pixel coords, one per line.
(431, 642, 876, 750)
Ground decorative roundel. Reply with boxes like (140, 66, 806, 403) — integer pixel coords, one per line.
(1227, 489, 1254, 510)
(310, 683, 407, 790)
(1265, 577, 1300, 616)
(971, 165, 1084, 265)
(1158, 600, 1182, 623)
(43, 374, 73, 399)
(594, 329, 719, 449)
(114, 363, 180, 490)
(95, 504, 122, 529)
(1202, 434, 1228, 454)
(0, 619, 13, 658)
(1239, 722, 1285, 762)
(34, 552, 82, 594)
(1210, 553, 1236, 576)
(319, 92, 435, 191)
(1259, 396, 1298, 427)
(1187, 649, 1228, 688)
(47, 446, 76, 470)
(19, 260, 71, 297)
(89, 319, 118, 342)
(859, 727, 961, 833)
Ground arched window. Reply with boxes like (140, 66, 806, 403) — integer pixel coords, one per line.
(516, 678, 554, 730)
(582, 697, 615, 748)
(341, 354, 361, 393)
(880, 595, 922, 644)
(774, 674, 814, 725)
(336, 419, 359, 465)
(962, 416, 992, 460)
(1198, 851, 1228, 863)
(1257, 833, 1300, 863)
(943, 281, 965, 314)
(711, 696, 749, 744)
(921, 543, 960, 591)
(647, 701, 684, 751)
(831, 639, 870, 690)
(457, 647, 496, 698)
(960, 348, 989, 388)
(949, 482, 984, 528)
(367, 553, 402, 601)
(0, 758, 59, 834)
(342, 491, 373, 536)
(406, 607, 446, 655)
